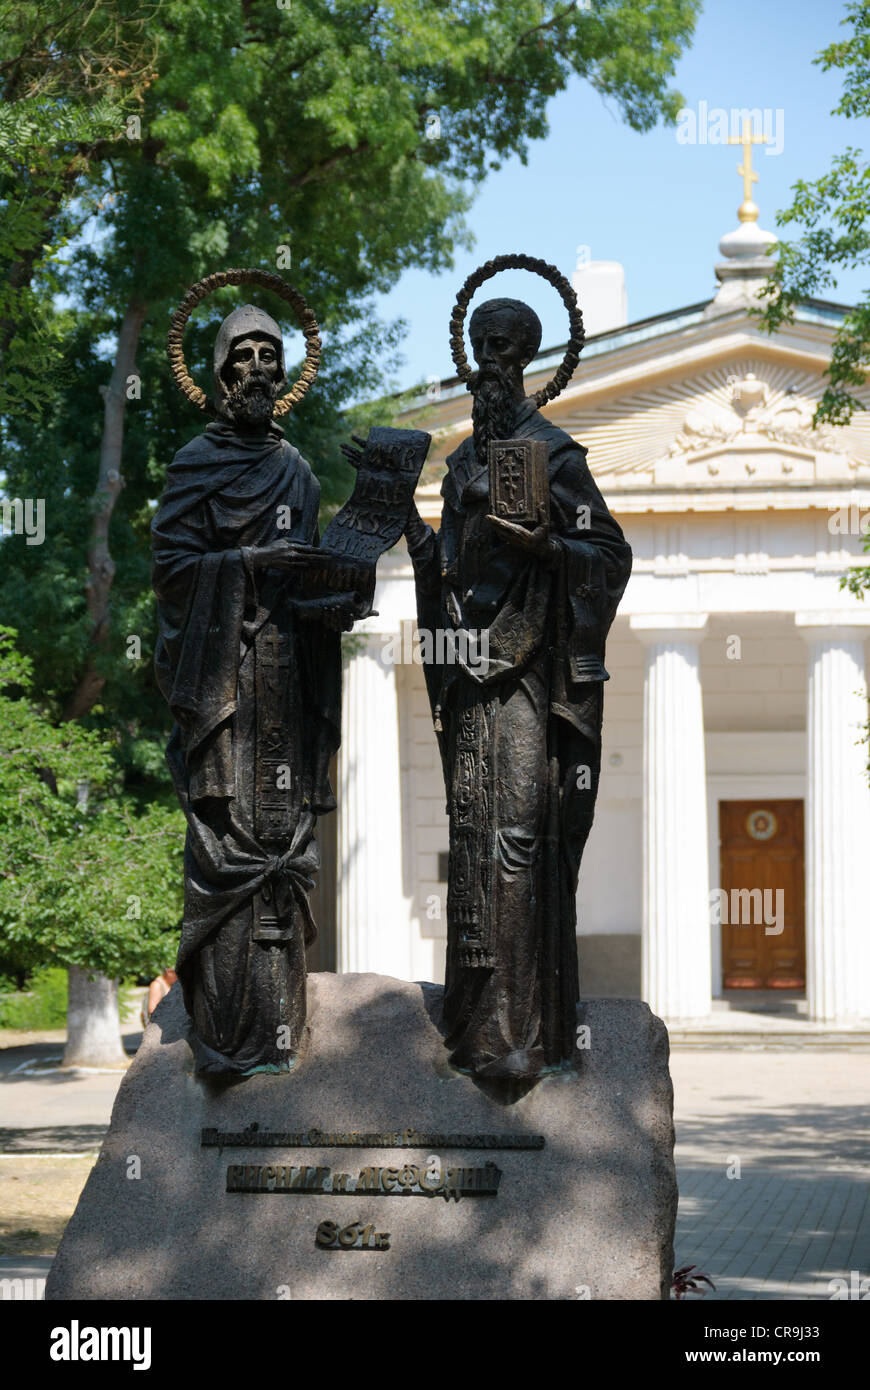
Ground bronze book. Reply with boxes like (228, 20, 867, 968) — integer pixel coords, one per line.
(488, 438, 549, 529)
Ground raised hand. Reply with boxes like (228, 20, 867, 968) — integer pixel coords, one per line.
(339, 433, 368, 470)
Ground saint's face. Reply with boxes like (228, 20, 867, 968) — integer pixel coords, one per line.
(469, 310, 526, 397)
(225, 336, 282, 387)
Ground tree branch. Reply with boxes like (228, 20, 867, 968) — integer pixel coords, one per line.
(288, 141, 372, 187)
(516, 3, 577, 47)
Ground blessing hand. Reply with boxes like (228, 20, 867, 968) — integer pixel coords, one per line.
(339, 433, 368, 470)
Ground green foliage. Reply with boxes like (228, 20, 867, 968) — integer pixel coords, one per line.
(842, 546, 870, 600)
(0, 965, 140, 1029)
(0, 965, 68, 1030)
(0, 0, 158, 418)
(0, 628, 184, 977)
(757, 1, 870, 427)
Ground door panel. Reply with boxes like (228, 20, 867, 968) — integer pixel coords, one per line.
(719, 800, 805, 990)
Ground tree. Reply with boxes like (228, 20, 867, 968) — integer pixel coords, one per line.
(756, 0, 870, 601)
(0, 0, 158, 418)
(0, 628, 183, 1064)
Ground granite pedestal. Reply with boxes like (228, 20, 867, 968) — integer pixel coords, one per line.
(47, 973, 677, 1300)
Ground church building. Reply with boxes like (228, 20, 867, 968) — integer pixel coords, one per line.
(313, 168, 870, 1027)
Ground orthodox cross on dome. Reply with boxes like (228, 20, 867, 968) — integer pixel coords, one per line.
(726, 116, 771, 223)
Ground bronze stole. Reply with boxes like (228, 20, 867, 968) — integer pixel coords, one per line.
(447, 698, 496, 968)
(252, 617, 296, 942)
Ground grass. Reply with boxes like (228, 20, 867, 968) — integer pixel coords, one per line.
(0, 1155, 97, 1256)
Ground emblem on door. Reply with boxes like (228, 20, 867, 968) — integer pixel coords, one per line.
(746, 808, 777, 841)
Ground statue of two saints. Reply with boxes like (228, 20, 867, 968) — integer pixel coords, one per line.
(152, 272, 631, 1084)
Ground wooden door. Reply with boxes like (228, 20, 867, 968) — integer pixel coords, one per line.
(719, 800, 805, 990)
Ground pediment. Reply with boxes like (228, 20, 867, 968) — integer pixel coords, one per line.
(655, 442, 817, 486)
(551, 358, 870, 490)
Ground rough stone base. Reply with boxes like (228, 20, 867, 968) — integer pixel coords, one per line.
(46, 974, 677, 1301)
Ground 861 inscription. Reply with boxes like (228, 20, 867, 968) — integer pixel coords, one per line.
(316, 1219, 391, 1252)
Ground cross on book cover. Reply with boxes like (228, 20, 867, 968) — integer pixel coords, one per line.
(488, 438, 550, 529)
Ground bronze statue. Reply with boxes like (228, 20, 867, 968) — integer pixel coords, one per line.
(153, 270, 427, 1074)
(405, 255, 632, 1083)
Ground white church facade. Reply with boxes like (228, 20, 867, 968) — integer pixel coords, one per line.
(313, 192, 870, 1027)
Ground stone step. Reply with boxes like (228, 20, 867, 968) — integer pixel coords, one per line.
(669, 1030, 870, 1050)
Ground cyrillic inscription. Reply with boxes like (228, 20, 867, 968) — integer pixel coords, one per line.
(203, 1125, 544, 1150)
(226, 1161, 502, 1200)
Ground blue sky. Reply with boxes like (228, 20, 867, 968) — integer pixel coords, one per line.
(372, 0, 867, 392)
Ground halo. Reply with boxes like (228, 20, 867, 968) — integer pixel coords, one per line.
(166, 268, 321, 417)
(449, 253, 584, 407)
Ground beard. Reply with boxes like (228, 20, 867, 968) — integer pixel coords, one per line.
(220, 372, 279, 427)
(471, 364, 519, 466)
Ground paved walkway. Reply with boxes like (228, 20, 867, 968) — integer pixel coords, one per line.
(0, 1022, 141, 1138)
(671, 1051, 870, 1300)
(0, 1256, 52, 1301)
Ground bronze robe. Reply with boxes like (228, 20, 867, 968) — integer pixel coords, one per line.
(152, 420, 340, 1074)
(410, 399, 632, 1080)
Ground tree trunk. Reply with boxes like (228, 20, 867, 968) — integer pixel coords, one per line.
(63, 296, 147, 721)
(63, 966, 128, 1068)
(60, 300, 147, 1054)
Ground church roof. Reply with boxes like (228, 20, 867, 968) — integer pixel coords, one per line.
(400, 133, 868, 519)
(411, 296, 852, 409)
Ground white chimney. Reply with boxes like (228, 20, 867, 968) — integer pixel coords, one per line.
(571, 253, 628, 338)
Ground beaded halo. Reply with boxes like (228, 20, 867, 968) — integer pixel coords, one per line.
(166, 268, 321, 417)
(449, 253, 585, 407)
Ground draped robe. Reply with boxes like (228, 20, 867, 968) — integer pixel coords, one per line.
(152, 420, 341, 1074)
(410, 399, 632, 1080)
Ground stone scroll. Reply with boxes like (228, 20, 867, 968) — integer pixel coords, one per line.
(297, 426, 431, 617)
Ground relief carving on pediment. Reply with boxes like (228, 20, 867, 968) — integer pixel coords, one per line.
(669, 372, 839, 461)
(556, 359, 870, 489)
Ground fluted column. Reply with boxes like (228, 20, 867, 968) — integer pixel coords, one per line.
(631, 614, 711, 1020)
(336, 633, 411, 978)
(796, 612, 870, 1021)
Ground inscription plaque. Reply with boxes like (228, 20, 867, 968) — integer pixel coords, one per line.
(203, 1125, 544, 1150)
(226, 1161, 502, 1199)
